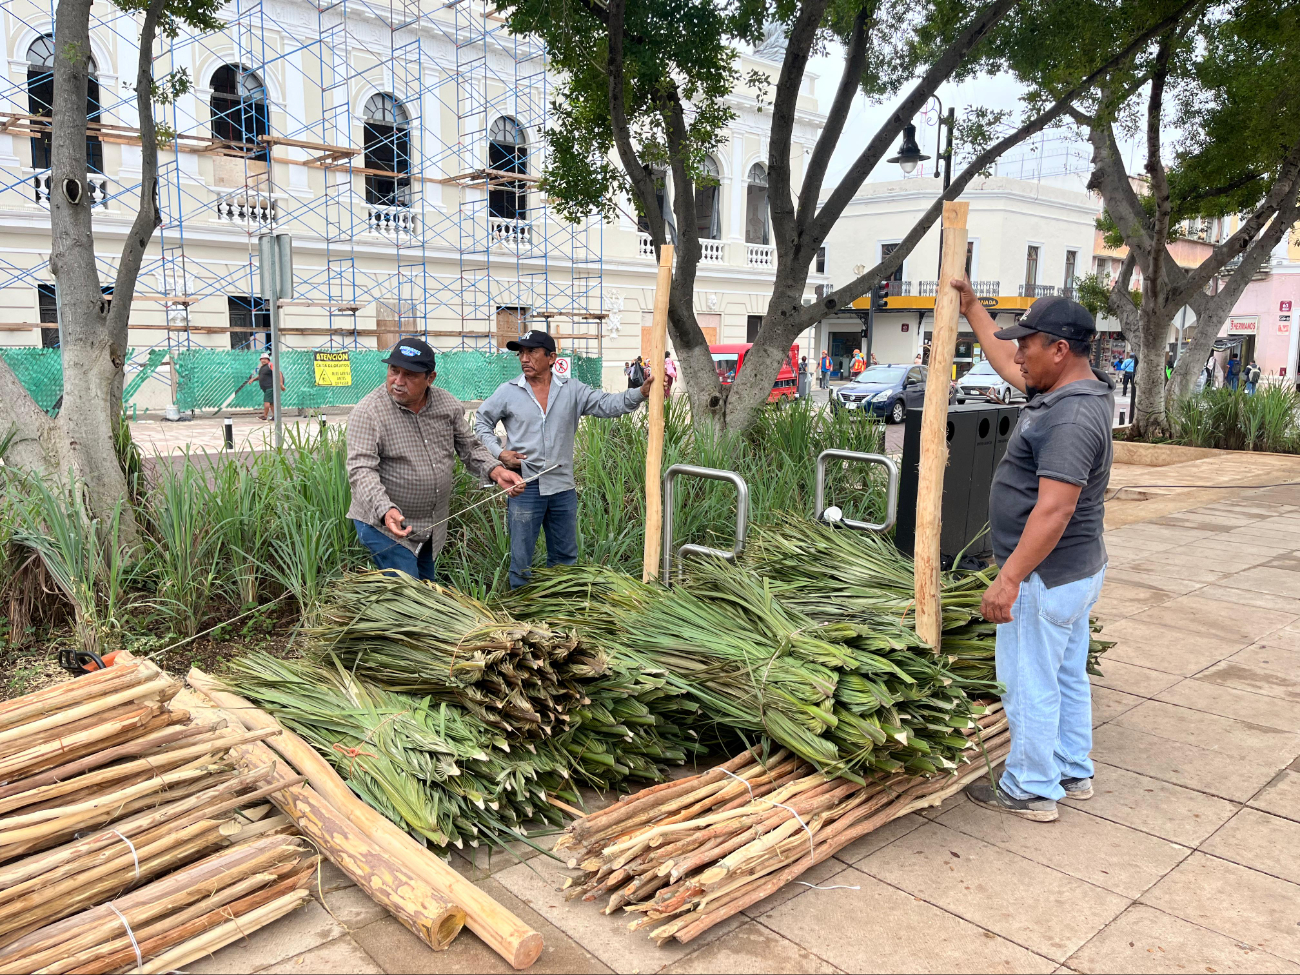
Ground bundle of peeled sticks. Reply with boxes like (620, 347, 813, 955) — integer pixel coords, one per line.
(0, 657, 316, 974)
(555, 701, 1009, 947)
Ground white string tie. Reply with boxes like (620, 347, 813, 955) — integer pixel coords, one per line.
(110, 830, 140, 882)
(107, 902, 143, 970)
(794, 881, 861, 891)
(720, 768, 817, 863)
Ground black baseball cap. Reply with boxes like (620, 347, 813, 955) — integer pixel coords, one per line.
(382, 336, 437, 373)
(994, 296, 1096, 342)
(506, 329, 556, 354)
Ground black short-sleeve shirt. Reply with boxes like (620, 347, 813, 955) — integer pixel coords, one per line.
(989, 369, 1114, 588)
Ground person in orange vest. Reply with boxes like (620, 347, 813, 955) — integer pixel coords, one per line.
(850, 349, 866, 379)
(819, 350, 833, 388)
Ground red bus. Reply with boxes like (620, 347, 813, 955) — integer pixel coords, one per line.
(710, 343, 800, 403)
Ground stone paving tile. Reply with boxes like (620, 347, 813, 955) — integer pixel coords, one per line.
(350, 878, 611, 975)
(1079, 762, 1239, 846)
(1100, 569, 1204, 596)
(1133, 547, 1259, 572)
(1064, 903, 1300, 974)
(741, 857, 852, 919)
(1197, 646, 1300, 703)
(316, 860, 357, 893)
(1156, 677, 1300, 734)
(1101, 619, 1245, 676)
(761, 865, 1054, 974)
(1197, 531, 1300, 554)
(857, 822, 1128, 963)
(1111, 700, 1300, 768)
(934, 801, 1190, 899)
(1092, 723, 1279, 802)
(1140, 853, 1300, 964)
(1110, 525, 1217, 546)
(833, 812, 926, 864)
(658, 920, 840, 974)
(1126, 593, 1298, 644)
(1118, 560, 1238, 585)
(1088, 661, 1181, 699)
(1092, 582, 1176, 621)
(1250, 770, 1300, 822)
(321, 885, 391, 930)
(260, 936, 384, 974)
(186, 899, 345, 975)
(1091, 686, 1145, 726)
(1188, 584, 1300, 618)
(1200, 807, 1300, 885)
(492, 850, 745, 973)
(1257, 622, 1300, 650)
(1216, 566, 1300, 601)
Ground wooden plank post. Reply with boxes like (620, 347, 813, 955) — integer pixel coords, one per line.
(643, 244, 674, 582)
(914, 202, 970, 649)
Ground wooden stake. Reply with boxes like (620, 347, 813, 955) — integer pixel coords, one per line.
(643, 243, 674, 582)
(914, 201, 970, 650)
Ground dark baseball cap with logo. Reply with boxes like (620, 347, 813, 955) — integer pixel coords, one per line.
(506, 329, 557, 354)
(382, 337, 437, 373)
(994, 296, 1097, 342)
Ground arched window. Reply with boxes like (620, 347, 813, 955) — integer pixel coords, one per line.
(745, 163, 768, 245)
(695, 156, 721, 240)
(363, 94, 410, 206)
(27, 35, 103, 173)
(487, 116, 527, 220)
(210, 64, 268, 159)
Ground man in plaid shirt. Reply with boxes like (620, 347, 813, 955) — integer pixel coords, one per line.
(346, 338, 525, 581)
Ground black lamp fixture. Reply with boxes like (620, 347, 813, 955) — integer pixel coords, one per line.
(887, 123, 931, 175)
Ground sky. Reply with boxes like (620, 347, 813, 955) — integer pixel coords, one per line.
(800, 45, 1142, 194)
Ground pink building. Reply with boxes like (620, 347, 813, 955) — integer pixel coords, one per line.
(1220, 234, 1300, 379)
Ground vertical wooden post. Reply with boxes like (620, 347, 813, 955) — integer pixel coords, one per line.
(914, 202, 970, 649)
(642, 244, 674, 582)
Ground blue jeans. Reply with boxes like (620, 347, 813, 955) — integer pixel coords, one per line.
(354, 520, 436, 582)
(996, 565, 1106, 802)
(507, 483, 578, 588)
(1245, 381, 1257, 395)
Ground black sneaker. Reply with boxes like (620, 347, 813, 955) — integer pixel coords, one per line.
(966, 777, 1059, 822)
(1061, 776, 1093, 800)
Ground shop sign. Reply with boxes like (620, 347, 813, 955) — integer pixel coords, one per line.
(1227, 316, 1259, 335)
(1282, 318, 1292, 335)
(1282, 300, 1293, 313)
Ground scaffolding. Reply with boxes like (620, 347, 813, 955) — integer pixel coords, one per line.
(0, 0, 605, 398)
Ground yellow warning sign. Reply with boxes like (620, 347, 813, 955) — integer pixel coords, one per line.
(313, 350, 352, 386)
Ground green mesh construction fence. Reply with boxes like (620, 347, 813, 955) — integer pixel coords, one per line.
(0, 348, 64, 413)
(172, 348, 603, 412)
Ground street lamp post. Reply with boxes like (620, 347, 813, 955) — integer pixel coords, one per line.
(889, 100, 956, 355)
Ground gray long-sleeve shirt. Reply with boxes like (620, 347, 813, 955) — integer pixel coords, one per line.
(474, 374, 646, 495)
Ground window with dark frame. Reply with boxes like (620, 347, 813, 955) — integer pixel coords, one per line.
(694, 156, 721, 240)
(210, 65, 269, 160)
(487, 116, 527, 220)
(816, 246, 827, 274)
(27, 35, 102, 174)
(1064, 250, 1078, 292)
(1024, 245, 1040, 291)
(363, 94, 411, 207)
(37, 283, 58, 348)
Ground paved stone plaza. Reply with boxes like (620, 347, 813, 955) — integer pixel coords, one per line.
(185, 450, 1300, 975)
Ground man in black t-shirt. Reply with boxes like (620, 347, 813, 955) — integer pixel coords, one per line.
(253, 351, 285, 421)
(949, 281, 1114, 824)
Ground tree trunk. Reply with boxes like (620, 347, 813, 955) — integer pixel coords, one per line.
(1132, 307, 1171, 437)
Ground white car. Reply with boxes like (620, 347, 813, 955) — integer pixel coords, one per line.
(955, 360, 1023, 403)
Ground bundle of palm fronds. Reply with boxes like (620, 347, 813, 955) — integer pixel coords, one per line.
(307, 571, 608, 738)
(742, 515, 1113, 678)
(227, 653, 697, 850)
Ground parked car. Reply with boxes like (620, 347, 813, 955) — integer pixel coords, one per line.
(955, 359, 1023, 404)
(831, 363, 954, 423)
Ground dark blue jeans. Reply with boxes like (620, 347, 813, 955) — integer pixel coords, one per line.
(507, 483, 578, 588)
(354, 520, 436, 582)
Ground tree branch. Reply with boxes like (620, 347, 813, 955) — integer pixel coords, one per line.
(108, 0, 169, 340)
(606, 0, 668, 248)
(812, 0, 1019, 242)
(797, 5, 869, 236)
(1143, 31, 1175, 319)
(766, 0, 828, 259)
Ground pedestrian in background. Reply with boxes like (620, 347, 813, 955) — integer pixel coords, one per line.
(664, 352, 677, 397)
(628, 356, 646, 389)
(1226, 355, 1241, 391)
(819, 350, 832, 388)
(253, 351, 285, 422)
(797, 355, 810, 399)
(1245, 360, 1262, 395)
(850, 349, 866, 379)
(1120, 354, 1135, 395)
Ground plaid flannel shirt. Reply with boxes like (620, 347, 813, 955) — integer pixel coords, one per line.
(345, 384, 502, 556)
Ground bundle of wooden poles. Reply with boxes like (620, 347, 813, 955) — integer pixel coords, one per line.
(555, 702, 1010, 946)
(0, 657, 317, 973)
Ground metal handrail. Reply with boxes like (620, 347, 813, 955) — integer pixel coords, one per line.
(814, 449, 900, 533)
(661, 464, 750, 581)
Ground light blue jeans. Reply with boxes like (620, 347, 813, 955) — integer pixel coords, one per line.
(996, 565, 1107, 802)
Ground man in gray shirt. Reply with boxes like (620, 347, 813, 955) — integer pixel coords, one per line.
(475, 330, 658, 587)
(950, 284, 1114, 824)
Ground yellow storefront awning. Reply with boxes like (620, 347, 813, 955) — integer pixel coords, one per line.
(849, 294, 1038, 313)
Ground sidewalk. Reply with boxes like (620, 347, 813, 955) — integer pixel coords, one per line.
(185, 448, 1300, 975)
